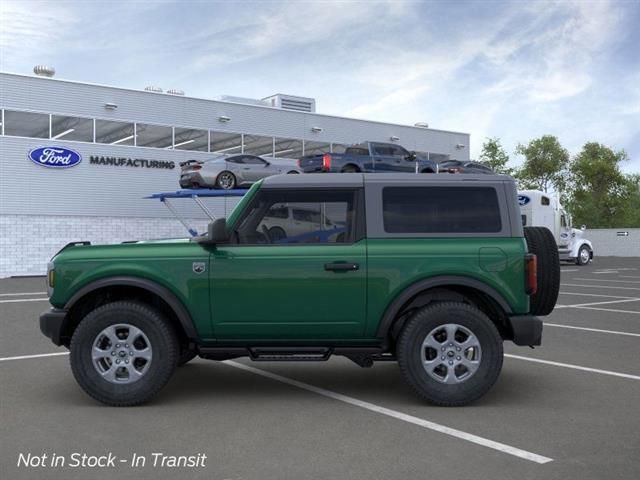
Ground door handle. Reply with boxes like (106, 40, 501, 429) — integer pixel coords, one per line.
(325, 262, 359, 272)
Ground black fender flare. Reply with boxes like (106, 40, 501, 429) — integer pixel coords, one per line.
(64, 276, 198, 339)
(376, 275, 513, 338)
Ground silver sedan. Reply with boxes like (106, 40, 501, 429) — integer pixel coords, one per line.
(179, 154, 301, 189)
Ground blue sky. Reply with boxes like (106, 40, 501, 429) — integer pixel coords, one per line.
(1, 0, 639, 171)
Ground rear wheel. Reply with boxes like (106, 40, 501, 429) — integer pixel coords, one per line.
(287, 170, 299, 174)
(524, 226, 560, 315)
(70, 301, 179, 406)
(341, 165, 358, 173)
(216, 171, 236, 190)
(397, 302, 503, 406)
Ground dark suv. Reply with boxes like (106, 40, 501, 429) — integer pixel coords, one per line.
(40, 173, 560, 407)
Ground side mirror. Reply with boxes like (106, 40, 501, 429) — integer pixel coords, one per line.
(196, 218, 229, 244)
(264, 161, 271, 166)
(581, 225, 586, 231)
(406, 151, 417, 161)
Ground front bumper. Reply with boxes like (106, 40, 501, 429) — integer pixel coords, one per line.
(508, 315, 542, 346)
(40, 308, 69, 346)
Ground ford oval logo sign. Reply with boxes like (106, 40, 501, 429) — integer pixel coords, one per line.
(518, 195, 530, 206)
(28, 146, 82, 169)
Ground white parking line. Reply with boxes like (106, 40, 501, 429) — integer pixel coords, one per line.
(0, 292, 47, 296)
(0, 352, 69, 362)
(0, 298, 49, 304)
(559, 292, 638, 299)
(562, 284, 640, 291)
(545, 323, 640, 337)
(573, 278, 640, 284)
(554, 298, 640, 308)
(505, 354, 640, 380)
(572, 306, 640, 315)
(224, 360, 553, 464)
(621, 276, 640, 279)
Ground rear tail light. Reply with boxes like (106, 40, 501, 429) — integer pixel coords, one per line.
(297, 158, 302, 168)
(322, 154, 332, 172)
(525, 254, 537, 295)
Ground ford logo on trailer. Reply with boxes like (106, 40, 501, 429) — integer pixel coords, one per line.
(518, 195, 530, 206)
(28, 146, 82, 169)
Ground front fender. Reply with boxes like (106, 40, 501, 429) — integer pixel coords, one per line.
(570, 239, 593, 257)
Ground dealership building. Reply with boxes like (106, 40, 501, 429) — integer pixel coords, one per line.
(0, 69, 470, 277)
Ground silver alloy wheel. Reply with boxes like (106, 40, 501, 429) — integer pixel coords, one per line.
(580, 247, 590, 264)
(217, 172, 235, 189)
(92, 324, 153, 384)
(421, 323, 481, 384)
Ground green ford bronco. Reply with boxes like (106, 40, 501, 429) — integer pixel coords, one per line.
(40, 173, 560, 406)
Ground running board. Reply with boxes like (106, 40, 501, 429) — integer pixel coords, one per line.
(250, 347, 332, 362)
(197, 346, 393, 367)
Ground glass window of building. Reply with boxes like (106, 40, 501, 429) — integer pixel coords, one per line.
(4, 110, 49, 138)
(210, 131, 243, 154)
(243, 134, 274, 156)
(273, 137, 303, 159)
(173, 127, 208, 151)
(136, 123, 173, 149)
(51, 115, 93, 142)
(303, 141, 331, 156)
(95, 119, 135, 146)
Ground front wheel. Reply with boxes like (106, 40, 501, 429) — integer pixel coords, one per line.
(70, 301, 179, 406)
(397, 302, 503, 406)
(576, 245, 591, 265)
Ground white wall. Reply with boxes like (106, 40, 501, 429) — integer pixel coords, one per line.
(587, 228, 640, 257)
(0, 215, 212, 277)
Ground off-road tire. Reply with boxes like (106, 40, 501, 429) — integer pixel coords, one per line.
(70, 301, 179, 406)
(524, 226, 560, 315)
(397, 302, 503, 406)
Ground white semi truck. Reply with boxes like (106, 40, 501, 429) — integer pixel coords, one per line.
(518, 190, 594, 265)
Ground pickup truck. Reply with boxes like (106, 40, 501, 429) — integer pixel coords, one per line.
(298, 141, 438, 174)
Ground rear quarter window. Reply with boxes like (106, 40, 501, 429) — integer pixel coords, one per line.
(382, 186, 502, 233)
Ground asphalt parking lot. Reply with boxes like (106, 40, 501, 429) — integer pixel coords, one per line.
(1, 257, 639, 480)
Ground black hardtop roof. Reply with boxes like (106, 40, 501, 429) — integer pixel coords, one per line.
(261, 173, 515, 189)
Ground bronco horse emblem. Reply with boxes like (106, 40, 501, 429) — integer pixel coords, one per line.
(192, 262, 206, 274)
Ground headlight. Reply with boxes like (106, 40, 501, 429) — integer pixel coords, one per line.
(47, 262, 55, 297)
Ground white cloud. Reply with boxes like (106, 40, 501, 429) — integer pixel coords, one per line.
(0, 0, 76, 69)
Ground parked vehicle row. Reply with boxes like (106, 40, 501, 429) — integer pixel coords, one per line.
(179, 141, 446, 190)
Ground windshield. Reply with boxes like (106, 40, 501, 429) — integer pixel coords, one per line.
(226, 180, 263, 230)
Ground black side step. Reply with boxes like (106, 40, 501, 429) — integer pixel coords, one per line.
(249, 347, 332, 362)
(197, 346, 394, 367)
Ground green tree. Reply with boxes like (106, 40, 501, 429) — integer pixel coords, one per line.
(620, 174, 640, 228)
(514, 135, 570, 193)
(479, 137, 513, 175)
(566, 142, 632, 228)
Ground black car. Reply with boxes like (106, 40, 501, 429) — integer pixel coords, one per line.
(438, 160, 494, 174)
